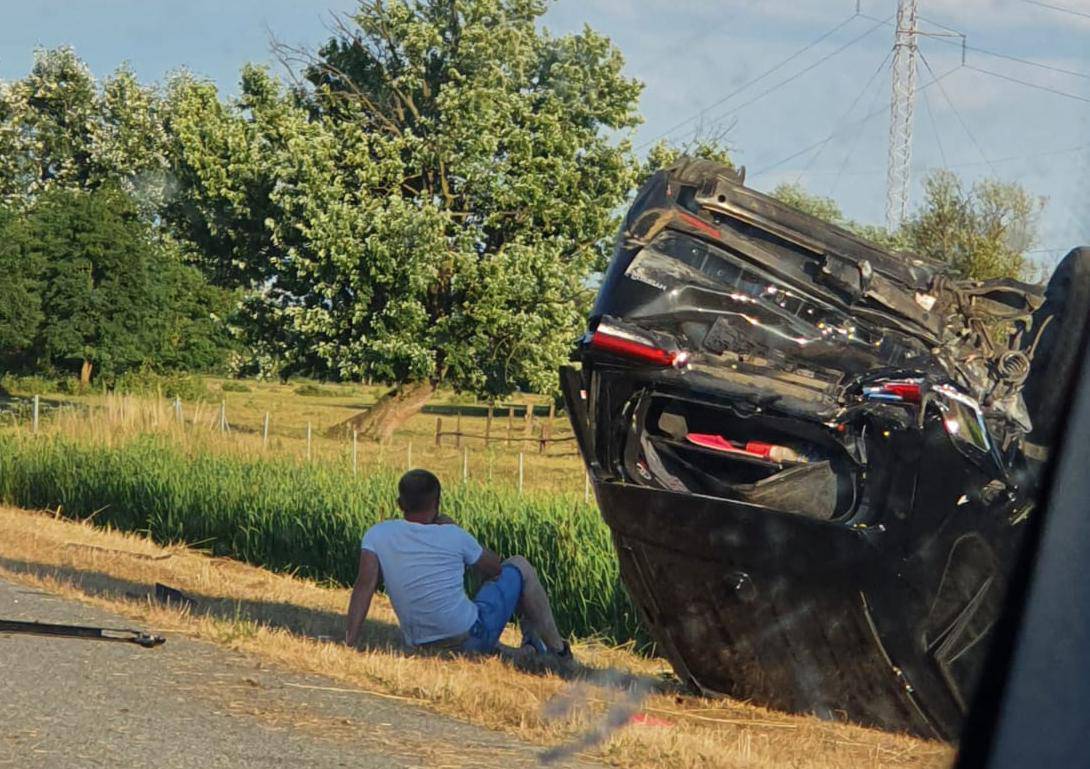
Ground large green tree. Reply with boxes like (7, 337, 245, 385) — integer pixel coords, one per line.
(0, 48, 233, 382)
(165, 0, 642, 440)
(1, 186, 232, 382)
(0, 207, 43, 368)
(0, 47, 170, 207)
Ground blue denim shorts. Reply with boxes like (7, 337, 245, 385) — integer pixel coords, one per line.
(462, 563, 523, 653)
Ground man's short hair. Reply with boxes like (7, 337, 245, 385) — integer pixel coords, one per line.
(398, 469, 441, 514)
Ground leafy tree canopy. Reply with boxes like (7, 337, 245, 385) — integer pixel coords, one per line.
(164, 0, 643, 437)
(0, 186, 233, 382)
(900, 170, 1043, 281)
(0, 47, 169, 208)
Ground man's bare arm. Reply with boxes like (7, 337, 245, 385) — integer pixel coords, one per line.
(345, 549, 381, 647)
(472, 547, 503, 581)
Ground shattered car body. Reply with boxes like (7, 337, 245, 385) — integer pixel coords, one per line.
(560, 158, 1077, 739)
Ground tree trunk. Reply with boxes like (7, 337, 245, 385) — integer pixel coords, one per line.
(329, 380, 436, 444)
(79, 360, 93, 385)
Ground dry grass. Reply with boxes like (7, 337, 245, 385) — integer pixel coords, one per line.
(0, 504, 953, 769)
(33, 380, 588, 496)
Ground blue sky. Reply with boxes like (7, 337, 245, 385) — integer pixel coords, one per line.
(1, 0, 1087, 266)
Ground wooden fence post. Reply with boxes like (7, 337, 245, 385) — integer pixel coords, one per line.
(219, 400, 228, 433)
(507, 406, 514, 446)
(455, 410, 462, 449)
(263, 412, 270, 449)
(538, 422, 547, 454)
(485, 404, 493, 445)
(32, 394, 39, 434)
(435, 417, 442, 447)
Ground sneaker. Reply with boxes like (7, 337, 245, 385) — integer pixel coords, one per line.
(552, 640, 573, 661)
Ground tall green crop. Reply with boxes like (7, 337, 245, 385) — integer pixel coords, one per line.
(0, 433, 643, 644)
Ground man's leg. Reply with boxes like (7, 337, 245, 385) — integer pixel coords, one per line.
(503, 555, 567, 654)
(463, 563, 523, 653)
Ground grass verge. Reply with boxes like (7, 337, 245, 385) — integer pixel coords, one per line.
(0, 505, 951, 769)
(0, 431, 640, 644)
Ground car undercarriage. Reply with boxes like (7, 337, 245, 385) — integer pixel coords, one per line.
(561, 157, 1088, 739)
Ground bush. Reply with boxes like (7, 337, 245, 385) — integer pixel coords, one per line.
(219, 380, 251, 393)
(293, 383, 354, 397)
(111, 369, 210, 402)
(0, 373, 61, 396)
(55, 377, 91, 396)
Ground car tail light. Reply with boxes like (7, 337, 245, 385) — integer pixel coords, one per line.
(863, 380, 922, 403)
(589, 325, 690, 369)
(676, 211, 720, 239)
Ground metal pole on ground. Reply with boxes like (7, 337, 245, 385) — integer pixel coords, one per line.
(518, 452, 524, 495)
(263, 412, 270, 449)
(32, 394, 39, 434)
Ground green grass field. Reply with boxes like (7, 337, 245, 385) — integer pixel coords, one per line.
(3, 376, 590, 496)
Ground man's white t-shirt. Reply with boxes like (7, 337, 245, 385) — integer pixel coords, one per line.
(361, 519, 483, 646)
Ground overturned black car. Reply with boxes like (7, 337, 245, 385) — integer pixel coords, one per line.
(561, 158, 1090, 739)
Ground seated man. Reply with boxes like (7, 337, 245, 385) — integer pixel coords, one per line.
(344, 468, 571, 658)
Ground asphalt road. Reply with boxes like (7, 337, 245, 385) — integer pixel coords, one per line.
(0, 578, 595, 768)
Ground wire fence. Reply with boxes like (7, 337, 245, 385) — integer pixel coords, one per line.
(4, 393, 592, 500)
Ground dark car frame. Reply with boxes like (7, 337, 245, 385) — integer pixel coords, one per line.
(561, 157, 1089, 739)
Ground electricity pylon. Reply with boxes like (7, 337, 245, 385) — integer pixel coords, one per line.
(885, 0, 919, 232)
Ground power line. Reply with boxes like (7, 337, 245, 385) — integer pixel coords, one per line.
(831, 50, 892, 196)
(795, 48, 894, 185)
(682, 13, 893, 146)
(919, 68, 949, 169)
(1021, 0, 1090, 20)
(635, 12, 873, 151)
(918, 52, 997, 175)
(929, 35, 1090, 81)
(965, 64, 1090, 104)
(863, 11, 1090, 82)
(750, 63, 960, 178)
(773, 143, 1089, 178)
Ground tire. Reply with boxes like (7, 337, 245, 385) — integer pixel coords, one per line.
(1022, 247, 1090, 449)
